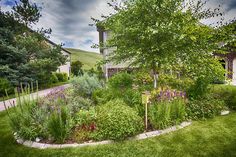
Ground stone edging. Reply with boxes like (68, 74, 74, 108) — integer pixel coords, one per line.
(15, 121, 192, 149)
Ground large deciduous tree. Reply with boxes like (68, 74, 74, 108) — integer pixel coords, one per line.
(95, 0, 234, 88)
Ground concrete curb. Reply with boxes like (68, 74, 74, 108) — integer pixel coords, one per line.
(15, 121, 192, 149)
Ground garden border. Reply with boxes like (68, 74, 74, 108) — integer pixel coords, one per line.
(15, 121, 192, 149)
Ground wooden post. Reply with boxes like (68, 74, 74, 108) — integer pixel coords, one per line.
(142, 91, 151, 131)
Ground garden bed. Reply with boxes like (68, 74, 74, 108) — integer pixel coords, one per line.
(5, 73, 233, 149)
(14, 121, 192, 149)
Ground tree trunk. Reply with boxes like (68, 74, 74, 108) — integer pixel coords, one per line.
(153, 70, 158, 89)
(152, 62, 158, 89)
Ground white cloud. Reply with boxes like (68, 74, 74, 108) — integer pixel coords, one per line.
(1, 0, 236, 53)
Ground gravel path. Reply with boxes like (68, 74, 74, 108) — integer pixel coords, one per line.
(0, 84, 70, 112)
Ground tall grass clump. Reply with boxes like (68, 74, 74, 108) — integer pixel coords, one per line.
(149, 99, 186, 130)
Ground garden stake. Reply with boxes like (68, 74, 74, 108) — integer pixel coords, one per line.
(142, 91, 151, 131)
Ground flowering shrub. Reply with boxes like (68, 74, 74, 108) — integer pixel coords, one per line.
(47, 106, 74, 143)
(186, 94, 225, 120)
(149, 99, 186, 130)
(150, 88, 187, 103)
(70, 74, 102, 98)
(93, 99, 144, 141)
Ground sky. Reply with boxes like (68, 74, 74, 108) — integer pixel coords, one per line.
(0, 0, 236, 53)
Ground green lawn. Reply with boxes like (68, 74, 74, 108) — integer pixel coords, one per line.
(67, 48, 102, 70)
(0, 111, 236, 157)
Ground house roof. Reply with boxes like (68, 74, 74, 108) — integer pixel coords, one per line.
(44, 38, 71, 55)
(28, 28, 71, 55)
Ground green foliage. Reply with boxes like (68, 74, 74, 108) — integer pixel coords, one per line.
(187, 77, 210, 99)
(92, 88, 144, 116)
(72, 108, 97, 143)
(71, 61, 83, 76)
(93, 99, 144, 140)
(91, 88, 112, 104)
(0, 1, 66, 87)
(132, 69, 153, 91)
(1, 110, 236, 157)
(149, 99, 186, 129)
(50, 73, 59, 84)
(75, 108, 96, 127)
(186, 95, 225, 120)
(47, 106, 74, 143)
(158, 75, 194, 91)
(13, 0, 41, 26)
(6, 85, 49, 141)
(70, 74, 102, 98)
(0, 78, 14, 96)
(95, 0, 228, 88)
(55, 73, 68, 82)
(67, 96, 93, 114)
(72, 128, 92, 144)
(108, 72, 133, 90)
(211, 85, 236, 110)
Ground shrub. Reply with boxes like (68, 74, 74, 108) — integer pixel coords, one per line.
(93, 99, 144, 140)
(91, 88, 111, 105)
(186, 95, 225, 120)
(68, 96, 93, 115)
(149, 99, 186, 129)
(75, 108, 97, 127)
(71, 61, 83, 76)
(7, 98, 48, 141)
(50, 73, 59, 84)
(211, 85, 236, 110)
(72, 108, 97, 143)
(108, 72, 133, 90)
(132, 70, 153, 91)
(91, 88, 144, 116)
(55, 73, 68, 82)
(47, 106, 74, 143)
(0, 78, 14, 96)
(70, 74, 102, 98)
(187, 77, 210, 99)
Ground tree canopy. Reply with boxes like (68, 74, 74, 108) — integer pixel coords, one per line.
(95, 0, 235, 88)
(0, 0, 66, 87)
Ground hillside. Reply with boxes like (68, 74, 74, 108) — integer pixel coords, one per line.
(66, 48, 103, 70)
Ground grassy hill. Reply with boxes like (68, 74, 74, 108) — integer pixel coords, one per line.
(66, 48, 103, 70)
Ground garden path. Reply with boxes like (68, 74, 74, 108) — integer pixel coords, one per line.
(0, 84, 70, 112)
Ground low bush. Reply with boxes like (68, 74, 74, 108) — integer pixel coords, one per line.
(6, 86, 75, 143)
(68, 96, 93, 115)
(0, 78, 14, 96)
(55, 73, 68, 82)
(47, 106, 74, 143)
(75, 108, 96, 127)
(93, 99, 144, 141)
(50, 73, 59, 84)
(71, 60, 83, 76)
(187, 77, 210, 100)
(7, 96, 48, 141)
(92, 88, 144, 116)
(70, 74, 102, 98)
(149, 99, 186, 130)
(211, 85, 236, 110)
(91, 88, 111, 105)
(186, 95, 225, 120)
(72, 108, 96, 143)
(108, 72, 133, 90)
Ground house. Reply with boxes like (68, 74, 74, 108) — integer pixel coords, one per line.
(45, 38, 71, 78)
(97, 28, 236, 85)
(97, 28, 128, 80)
(217, 52, 236, 85)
